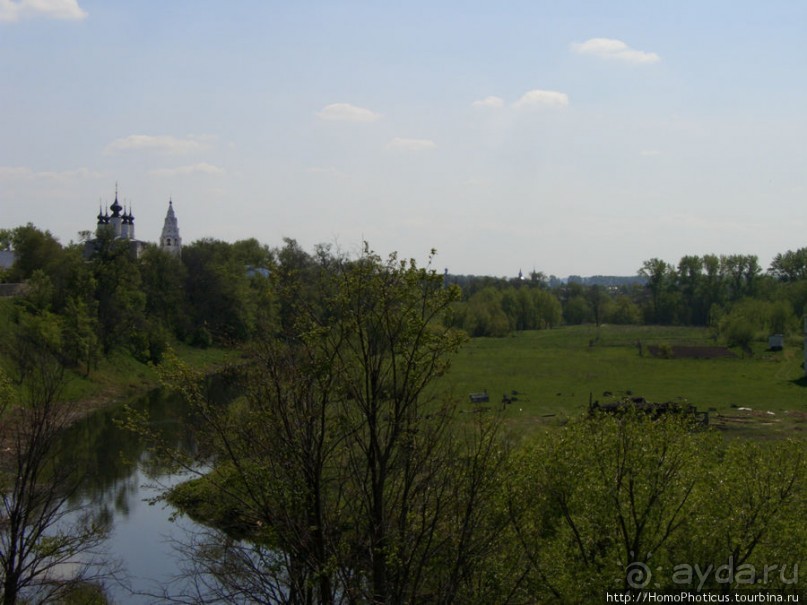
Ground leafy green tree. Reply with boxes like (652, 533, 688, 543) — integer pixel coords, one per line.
(587, 285, 608, 327)
(86, 229, 146, 354)
(2, 305, 63, 387)
(639, 258, 678, 324)
(138, 245, 189, 339)
(61, 296, 100, 376)
(721, 254, 761, 301)
(464, 288, 510, 336)
(530, 287, 563, 329)
(182, 239, 258, 344)
(5, 224, 64, 284)
(679, 440, 805, 593)
(563, 295, 592, 325)
(506, 412, 711, 601)
(769, 248, 807, 282)
(605, 294, 641, 325)
(676, 255, 705, 324)
(149, 246, 511, 604)
(699, 254, 727, 317)
(717, 298, 797, 349)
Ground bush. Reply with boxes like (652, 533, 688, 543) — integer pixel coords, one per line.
(190, 325, 213, 349)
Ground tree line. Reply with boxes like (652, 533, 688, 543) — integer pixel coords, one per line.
(0, 225, 314, 379)
(3, 223, 807, 359)
(447, 251, 807, 345)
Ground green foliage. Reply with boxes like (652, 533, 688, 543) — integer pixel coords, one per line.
(502, 414, 805, 601)
(2, 305, 63, 386)
(463, 287, 511, 336)
(90, 229, 146, 354)
(181, 238, 261, 344)
(130, 318, 171, 364)
(450, 286, 562, 337)
(5, 224, 65, 283)
(606, 294, 642, 324)
(770, 248, 807, 282)
(60, 296, 100, 376)
(563, 295, 592, 325)
(138, 245, 189, 339)
(153, 247, 521, 604)
(717, 298, 797, 349)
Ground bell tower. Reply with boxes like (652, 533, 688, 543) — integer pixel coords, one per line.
(159, 199, 182, 256)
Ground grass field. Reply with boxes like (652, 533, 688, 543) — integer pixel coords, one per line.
(440, 325, 807, 439)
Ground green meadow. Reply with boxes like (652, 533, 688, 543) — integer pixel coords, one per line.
(441, 325, 807, 439)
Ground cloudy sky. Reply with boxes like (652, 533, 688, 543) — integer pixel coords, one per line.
(2, 0, 805, 277)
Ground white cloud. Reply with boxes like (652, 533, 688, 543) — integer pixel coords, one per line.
(385, 137, 436, 151)
(105, 134, 213, 155)
(0, 0, 87, 23)
(513, 89, 569, 109)
(149, 163, 225, 177)
(0, 165, 100, 180)
(0, 166, 32, 179)
(316, 103, 381, 122)
(472, 96, 505, 109)
(571, 38, 660, 64)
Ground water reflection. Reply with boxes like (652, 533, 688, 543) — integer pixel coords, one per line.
(58, 388, 202, 604)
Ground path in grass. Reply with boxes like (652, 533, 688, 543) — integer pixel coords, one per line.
(441, 325, 807, 439)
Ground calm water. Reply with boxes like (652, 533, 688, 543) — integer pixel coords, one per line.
(60, 388, 205, 604)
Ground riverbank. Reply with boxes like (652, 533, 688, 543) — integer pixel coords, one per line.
(1, 340, 240, 425)
(66, 343, 240, 415)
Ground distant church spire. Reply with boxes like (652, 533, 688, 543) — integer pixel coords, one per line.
(159, 198, 182, 256)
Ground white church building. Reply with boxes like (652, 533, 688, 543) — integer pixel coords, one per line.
(87, 187, 182, 258)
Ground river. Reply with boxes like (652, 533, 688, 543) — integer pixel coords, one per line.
(60, 387, 209, 604)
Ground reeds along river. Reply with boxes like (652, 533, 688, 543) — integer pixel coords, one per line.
(58, 386, 209, 604)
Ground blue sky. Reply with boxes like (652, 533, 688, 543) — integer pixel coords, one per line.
(2, 0, 805, 277)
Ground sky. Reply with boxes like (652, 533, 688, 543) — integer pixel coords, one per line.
(1, 0, 806, 278)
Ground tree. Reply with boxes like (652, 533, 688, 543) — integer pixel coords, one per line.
(61, 296, 100, 376)
(506, 411, 710, 601)
(605, 294, 641, 325)
(639, 258, 678, 324)
(182, 239, 259, 344)
(0, 351, 111, 604)
(587, 285, 608, 327)
(501, 411, 806, 600)
(138, 245, 189, 340)
(464, 288, 510, 336)
(681, 439, 805, 593)
(5, 225, 64, 284)
(676, 255, 704, 325)
(769, 248, 807, 282)
(721, 254, 760, 301)
(89, 229, 146, 355)
(151, 246, 509, 604)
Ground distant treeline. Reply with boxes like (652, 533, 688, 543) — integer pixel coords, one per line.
(0, 224, 311, 377)
(447, 252, 806, 343)
(2, 222, 807, 375)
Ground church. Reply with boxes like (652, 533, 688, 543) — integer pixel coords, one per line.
(86, 187, 182, 258)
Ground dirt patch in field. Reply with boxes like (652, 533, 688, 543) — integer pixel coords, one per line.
(647, 345, 736, 359)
